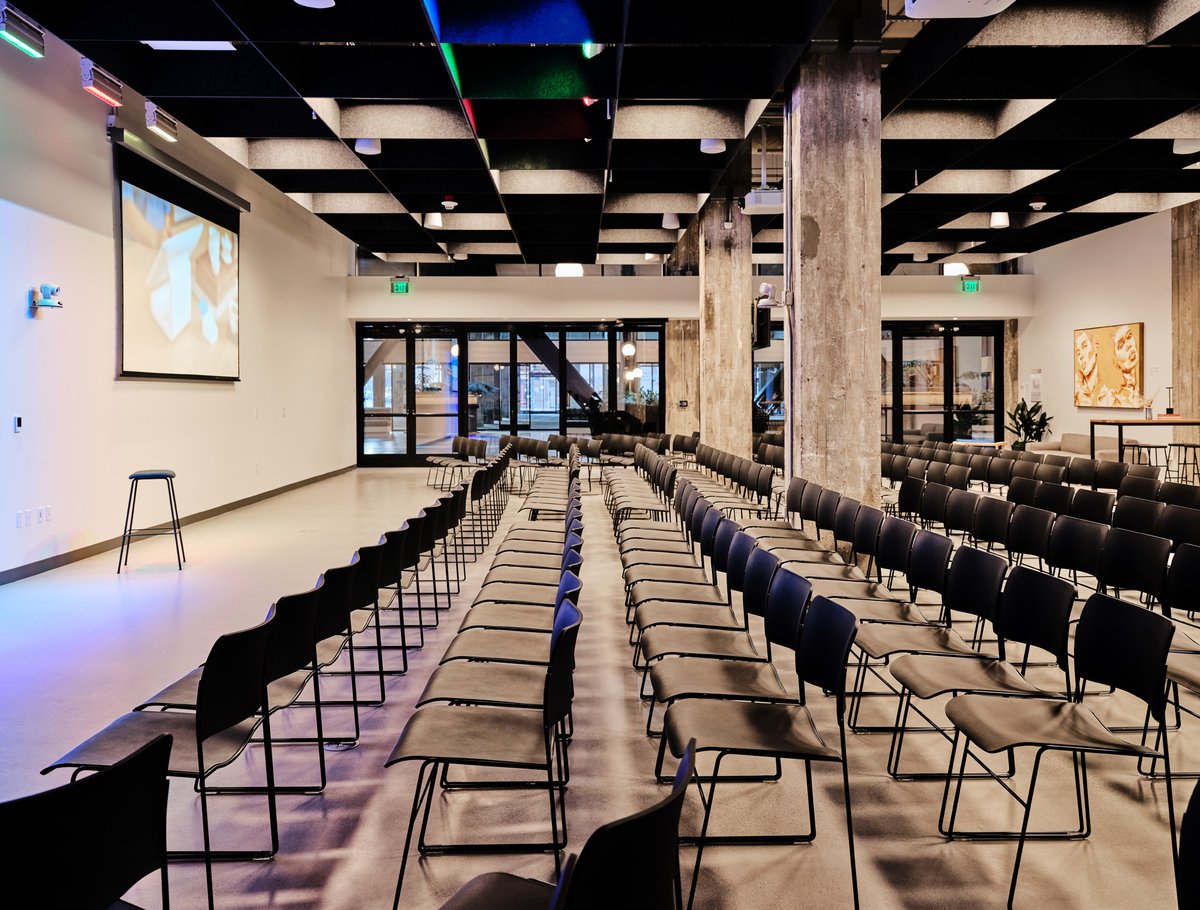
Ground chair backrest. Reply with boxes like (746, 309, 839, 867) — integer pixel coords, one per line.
(998, 566, 1078, 671)
(1070, 487, 1115, 524)
(1157, 481, 1200, 510)
(1074, 593, 1174, 722)
(851, 505, 886, 559)
(1097, 526, 1170, 600)
(1066, 457, 1097, 487)
(3, 734, 173, 909)
(1007, 505, 1055, 560)
(783, 476, 807, 516)
(1181, 779, 1200, 910)
(907, 529, 954, 596)
(1010, 460, 1038, 481)
(314, 561, 358, 642)
(1034, 463, 1066, 484)
(973, 496, 1015, 548)
(1046, 514, 1109, 577)
(944, 464, 971, 490)
(918, 482, 952, 525)
(1161, 504, 1200, 552)
(944, 488, 980, 534)
(544, 597, 583, 728)
(1006, 475, 1040, 506)
(1163, 543, 1200, 619)
(264, 584, 321, 684)
(1119, 473, 1161, 501)
(926, 460, 949, 486)
(832, 496, 861, 546)
(944, 544, 1007, 621)
(196, 617, 273, 744)
(795, 596, 858, 720)
(876, 516, 919, 573)
(741, 547, 782, 618)
(1095, 459, 1129, 491)
(987, 456, 1014, 488)
(565, 740, 695, 910)
(1034, 480, 1075, 516)
(1113, 495, 1165, 536)
(725, 531, 757, 593)
(763, 566, 813, 649)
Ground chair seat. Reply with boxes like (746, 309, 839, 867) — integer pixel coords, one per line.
(630, 581, 726, 607)
(1167, 650, 1200, 695)
(635, 602, 740, 632)
(664, 700, 839, 762)
(440, 629, 551, 665)
(889, 654, 1050, 701)
(437, 872, 555, 910)
(459, 604, 554, 633)
(489, 551, 565, 569)
(624, 565, 710, 587)
(945, 695, 1159, 757)
(807, 579, 901, 602)
(777, 559, 861, 580)
(497, 539, 570, 555)
(46, 711, 258, 779)
(649, 658, 790, 703)
(854, 623, 987, 661)
(316, 636, 349, 668)
(483, 566, 563, 586)
(619, 539, 693, 556)
(639, 627, 761, 663)
(621, 552, 702, 572)
(129, 469, 176, 480)
(757, 538, 828, 554)
(473, 583, 560, 608)
(836, 599, 931, 624)
(387, 705, 547, 768)
(417, 663, 547, 709)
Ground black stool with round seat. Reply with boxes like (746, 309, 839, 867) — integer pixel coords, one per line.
(117, 469, 185, 573)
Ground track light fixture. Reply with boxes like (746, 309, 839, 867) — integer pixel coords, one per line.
(81, 57, 123, 107)
(144, 102, 178, 142)
(0, 2, 43, 58)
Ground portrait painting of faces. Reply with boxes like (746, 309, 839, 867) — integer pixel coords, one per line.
(1073, 323, 1143, 408)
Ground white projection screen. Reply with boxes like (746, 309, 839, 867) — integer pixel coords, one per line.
(117, 148, 240, 380)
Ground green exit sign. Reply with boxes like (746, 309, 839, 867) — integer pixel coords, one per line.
(390, 278, 410, 294)
(960, 277, 981, 293)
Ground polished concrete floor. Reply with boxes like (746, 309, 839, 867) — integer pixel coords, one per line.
(0, 467, 1189, 909)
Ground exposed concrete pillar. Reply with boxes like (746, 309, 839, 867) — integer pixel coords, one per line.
(665, 318, 701, 437)
(699, 198, 753, 458)
(1004, 319, 1020, 444)
(1173, 201, 1200, 444)
(786, 50, 881, 506)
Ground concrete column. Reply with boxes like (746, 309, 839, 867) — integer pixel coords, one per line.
(698, 198, 753, 458)
(1173, 201, 1200, 444)
(1004, 319, 1020, 444)
(665, 318, 700, 437)
(787, 50, 882, 506)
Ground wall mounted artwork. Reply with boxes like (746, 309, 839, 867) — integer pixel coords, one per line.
(1073, 322, 1143, 408)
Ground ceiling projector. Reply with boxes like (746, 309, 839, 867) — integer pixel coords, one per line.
(905, 0, 1016, 17)
(742, 187, 784, 215)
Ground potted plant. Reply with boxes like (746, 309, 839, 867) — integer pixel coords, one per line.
(1005, 398, 1052, 451)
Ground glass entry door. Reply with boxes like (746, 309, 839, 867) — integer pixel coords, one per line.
(882, 322, 1003, 445)
(359, 328, 463, 464)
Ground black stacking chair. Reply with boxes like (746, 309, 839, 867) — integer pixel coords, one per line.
(939, 594, 1177, 909)
(968, 454, 992, 490)
(887, 567, 1077, 781)
(1119, 473, 1162, 501)
(1161, 504, 1200, 552)
(1046, 515, 1108, 591)
(436, 742, 695, 910)
(1070, 487, 1115, 525)
(1095, 459, 1129, 491)
(1006, 505, 1055, 569)
(1158, 481, 1200, 510)
(386, 600, 582, 908)
(1066, 457, 1097, 488)
(442, 572, 583, 666)
(918, 482, 952, 531)
(987, 455, 1014, 490)
(1006, 476, 1039, 507)
(1096, 526, 1170, 607)
(1113, 495, 1165, 536)
(660, 596, 861, 910)
(973, 497, 1015, 553)
(897, 476, 925, 522)
(43, 620, 276, 910)
(3, 734, 172, 909)
(1034, 480, 1075, 516)
(943, 489, 980, 541)
(926, 460, 949, 485)
(1180, 780, 1200, 909)
(1034, 463, 1065, 484)
(1010, 460, 1038, 481)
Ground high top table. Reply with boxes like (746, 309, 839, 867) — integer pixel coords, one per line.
(1089, 416, 1200, 460)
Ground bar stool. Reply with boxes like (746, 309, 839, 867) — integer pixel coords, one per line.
(1126, 441, 1170, 472)
(1169, 443, 1200, 484)
(117, 469, 185, 574)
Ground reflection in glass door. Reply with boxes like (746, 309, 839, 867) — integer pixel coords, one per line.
(362, 337, 408, 456)
(413, 336, 460, 455)
(516, 331, 560, 432)
(882, 322, 1004, 445)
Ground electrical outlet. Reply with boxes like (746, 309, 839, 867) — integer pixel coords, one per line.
(24, 510, 31, 527)
(36, 507, 43, 524)
(44, 505, 51, 522)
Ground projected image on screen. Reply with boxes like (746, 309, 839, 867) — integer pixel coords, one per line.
(121, 181, 239, 379)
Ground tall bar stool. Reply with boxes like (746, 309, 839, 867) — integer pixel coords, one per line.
(117, 469, 185, 574)
(1169, 443, 1200, 484)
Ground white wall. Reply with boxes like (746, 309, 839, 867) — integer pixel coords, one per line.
(346, 275, 700, 321)
(0, 31, 355, 574)
(1017, 212, 1173, 443)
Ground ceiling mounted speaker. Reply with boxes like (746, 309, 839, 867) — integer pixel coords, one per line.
(904, 0, 1017, 17)
(699, 138, 726, 154)
(354, 137, 381, 155)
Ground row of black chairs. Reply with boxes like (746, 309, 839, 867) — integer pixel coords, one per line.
(23, 453, 515, 909)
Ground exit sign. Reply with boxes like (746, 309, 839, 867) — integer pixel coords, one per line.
(960, 277, 981, 293)
(390, 278, 410, 294)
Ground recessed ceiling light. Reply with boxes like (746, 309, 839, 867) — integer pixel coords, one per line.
(989, 211, 1009, 229)
(424, 212, 443, 229)
(354, 137, 381, 155)
(452, 252, 468, 261)
(662, 212, 681, 230)
(943, 262, 971, 277)
(555, 263, 584, 278)
(293, 0, 335, 8)
(140, 40, 236, 51)
(699, 138, 726, 154)
(913, 252, 929, 262)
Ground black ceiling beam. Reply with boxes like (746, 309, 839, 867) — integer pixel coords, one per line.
(881, 18, 990, 117)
